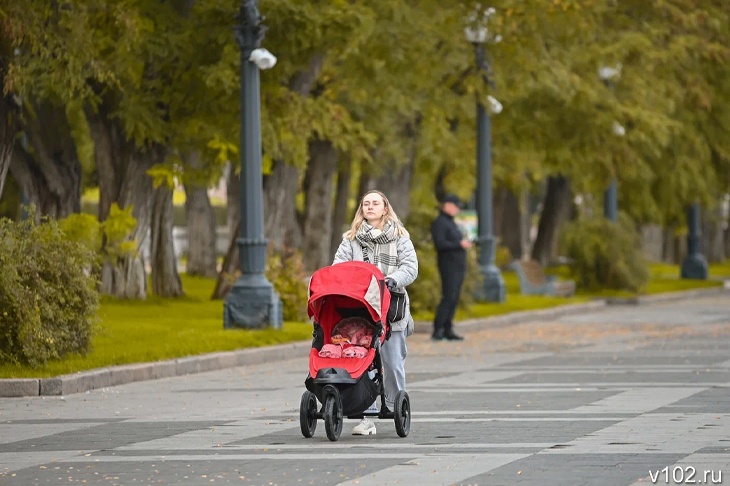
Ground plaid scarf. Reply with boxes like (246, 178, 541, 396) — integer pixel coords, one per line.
(356, 222, 399, 277)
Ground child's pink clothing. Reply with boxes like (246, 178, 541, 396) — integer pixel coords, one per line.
(342, 346, 368, 358)
(318, 344, 342, 358)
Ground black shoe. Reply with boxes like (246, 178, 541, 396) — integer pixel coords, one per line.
(444, 332, 464, 341)
(431, 332, 446, 341)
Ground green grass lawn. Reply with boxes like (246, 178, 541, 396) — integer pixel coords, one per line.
(1, 261, 727, 379)
(643, 261, 727, 294)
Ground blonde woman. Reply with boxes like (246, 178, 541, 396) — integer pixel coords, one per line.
(333, 190, 419, 435)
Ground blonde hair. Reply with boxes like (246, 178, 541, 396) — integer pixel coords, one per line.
(343, 190, 410, 240)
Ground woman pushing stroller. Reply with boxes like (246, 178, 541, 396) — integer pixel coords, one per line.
(333, 190, 418, 435)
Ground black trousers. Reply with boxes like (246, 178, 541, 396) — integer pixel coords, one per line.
(433, 261, 465, 336)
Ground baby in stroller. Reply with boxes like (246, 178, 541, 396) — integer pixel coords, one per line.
(318, 317, 373, 358)
(299, 261, 411, 442)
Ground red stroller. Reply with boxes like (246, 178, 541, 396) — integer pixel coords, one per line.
(300, 261, 411, 441)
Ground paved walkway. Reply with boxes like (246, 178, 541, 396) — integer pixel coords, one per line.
(1, 292, 729, 485)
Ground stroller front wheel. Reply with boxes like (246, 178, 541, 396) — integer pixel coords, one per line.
(299, 391, 318, 438)
(324, 392, 343, 441)
(394, 390, 411, 437)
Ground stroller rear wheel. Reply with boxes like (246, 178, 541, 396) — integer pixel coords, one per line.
(394, 390, 410, 437)
(299, 391, 318, 438)
(324, 392, 343, 441)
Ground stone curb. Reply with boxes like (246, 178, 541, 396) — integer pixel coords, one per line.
(1, 286, 726, 398)
(0, 341, 311, 398)
(413, 300, 610, 335)
(603, 285, 729, 305)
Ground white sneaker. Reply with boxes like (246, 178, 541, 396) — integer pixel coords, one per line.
(352, 418, 376, 435)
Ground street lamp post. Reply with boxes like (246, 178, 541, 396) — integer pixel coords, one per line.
(466, 6, 505, 303)
(603, 180, 618, 222)
(598, 64, 622, 222)
(224, 0, 282, 329)
(681, 203, 708, 279)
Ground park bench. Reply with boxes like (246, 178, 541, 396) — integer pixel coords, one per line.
(509, 259, 576, 297)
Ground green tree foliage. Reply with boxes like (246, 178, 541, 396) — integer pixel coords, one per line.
(596, 0, 730, 225)
(3, 0, 730, 303)
(4, 0, 729, 220)
(1, 0, 114, 101)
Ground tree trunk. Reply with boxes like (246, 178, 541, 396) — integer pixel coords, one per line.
(10, 100, 81, 219)
(150, 182, 183, 297)
(499, 187, 523, 260)
(674, 233, 685, 263)
(85, 101, 127, 221)
(433, 165, 448, 205)
(531, 175, 571, 265)
(212, 218, 240, 300)
(373, 157, 415, 220)
(226, 162, 240, 241)
(661, 227, 675, 263)
(357, 168, 376, 213)
(184, 183, 217, 276)
(289, 53, 326, 95)
(330, 158, 351, 258)
(300, 140, 338, 271)
(183, 153, 217, 277)
(103, 149, 154, 299)
(0, 70, 18, 201)
(371, 123, 417, 219)
(263, 158, 302, 250)
(521, 189, 533, 258)
(86, 101, 152, 299)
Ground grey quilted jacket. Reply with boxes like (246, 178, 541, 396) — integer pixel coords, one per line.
(332, 235, 418, 334)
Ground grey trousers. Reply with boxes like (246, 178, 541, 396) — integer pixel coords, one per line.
(380, 330, 407, 410)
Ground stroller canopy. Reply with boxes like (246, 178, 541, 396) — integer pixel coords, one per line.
(308, 261, 390, 325)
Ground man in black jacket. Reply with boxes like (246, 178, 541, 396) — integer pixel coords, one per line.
(430, 195, 472, 341)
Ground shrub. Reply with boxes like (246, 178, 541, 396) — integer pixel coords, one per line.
(266, 248, 309, 322)
(495, 244, 513, 270)
(0, 213, 100, 367)
(559, 215, 649, 292)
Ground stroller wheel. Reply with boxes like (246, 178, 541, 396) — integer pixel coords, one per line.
(394, 390, 410, 437)
(324, 393, 343, 442)
(299, 391, 318, 438)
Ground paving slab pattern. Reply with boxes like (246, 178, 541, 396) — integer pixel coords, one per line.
(1, 294, 728, 485)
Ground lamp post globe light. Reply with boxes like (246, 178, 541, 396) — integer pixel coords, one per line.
(598, 64, 622, 222)
(224, 0, 283, 329)
(465, 6, 505, 303)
